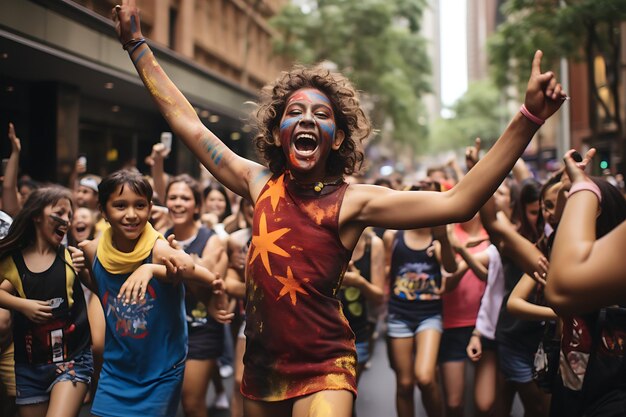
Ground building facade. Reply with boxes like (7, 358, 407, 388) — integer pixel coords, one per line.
(0, 0, 288, 184)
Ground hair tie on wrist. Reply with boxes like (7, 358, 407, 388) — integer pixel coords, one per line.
(520, 104, 545, 126)
(123, 37, 146, 51)
(128, 39, 146, 55)
(568, 181, 602, 203)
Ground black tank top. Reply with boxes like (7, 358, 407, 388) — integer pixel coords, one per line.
(388, 231, 442, 319)
(12, 250, 90, 364)
(339, 237, 372, 342)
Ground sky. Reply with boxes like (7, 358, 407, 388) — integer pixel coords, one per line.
(439, 0, 468, 111)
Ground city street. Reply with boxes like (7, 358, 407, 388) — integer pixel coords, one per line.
(80, 336, 524, 417)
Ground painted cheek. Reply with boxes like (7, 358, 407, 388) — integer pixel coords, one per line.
(319, 121, 336, 143)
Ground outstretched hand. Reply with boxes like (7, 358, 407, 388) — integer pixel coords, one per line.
(561, 148, 596, 189)
(112, 0, 144, 46)
(524, 50, 568, 121)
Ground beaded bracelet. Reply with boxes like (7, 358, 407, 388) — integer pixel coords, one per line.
(122, 37, 145, 51)
(568, 181, 602, 203)
(520, 104, 545, 126)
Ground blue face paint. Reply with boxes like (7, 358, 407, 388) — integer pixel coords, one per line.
(131, 15, 137, 33)
(309, 91, 332, 105)
(280, 117, 300, 131)
(319, 122, 336, 140)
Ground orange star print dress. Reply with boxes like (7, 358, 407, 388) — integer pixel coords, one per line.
(241, 173, 357, 401)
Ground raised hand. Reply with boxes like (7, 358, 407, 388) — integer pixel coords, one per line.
(7, 123, 20, 153)
(524, 50, 568, 121)
(562, 148, 596, 187)
(465, 137, 481, 171)
(111, 0, 144, 46)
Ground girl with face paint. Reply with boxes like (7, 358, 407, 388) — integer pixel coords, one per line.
(113, 3, 568, 414)
(0, 187, 93, 417)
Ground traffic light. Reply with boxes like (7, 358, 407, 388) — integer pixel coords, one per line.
(598, 149, 610, 171)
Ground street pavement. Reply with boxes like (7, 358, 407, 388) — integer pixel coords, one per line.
(81, 336, 524, 417)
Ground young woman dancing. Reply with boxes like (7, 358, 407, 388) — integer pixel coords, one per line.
(112, 3, 567, 414)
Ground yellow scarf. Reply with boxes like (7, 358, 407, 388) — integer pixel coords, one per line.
(97, 222, 164, 275)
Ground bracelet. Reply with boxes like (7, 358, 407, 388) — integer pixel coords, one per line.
(471, 329, 481, 338)
(568, 181, 602, 203)
(123, 37, 145, 51)
(520, 104, 545, 126)
(128, 39, 146, 55)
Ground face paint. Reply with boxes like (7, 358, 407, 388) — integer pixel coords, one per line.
(130, 15, 138, 33)
(278, 88, 340, 180)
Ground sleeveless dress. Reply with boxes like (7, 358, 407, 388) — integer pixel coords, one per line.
(242, 173, 357, 401)
(90, 254, 187, 417)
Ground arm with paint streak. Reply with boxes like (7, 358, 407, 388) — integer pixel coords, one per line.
(343, 51, 566, 231)
(112, 1, 270, 202)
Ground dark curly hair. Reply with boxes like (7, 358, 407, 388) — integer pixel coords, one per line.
(253, 65, 371, 177)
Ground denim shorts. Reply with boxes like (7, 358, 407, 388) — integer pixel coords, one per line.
(387, 313, 443, 338)
(497, 338, 535, 384)
(355, 340, 371, 364)
(15, 347, 93, 405)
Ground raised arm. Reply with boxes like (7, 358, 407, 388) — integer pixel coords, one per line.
(3, 123, 21, 217)
(344, 51, 566, 231)
(546, 151, 626, 315)
(112, 1, 270, 201)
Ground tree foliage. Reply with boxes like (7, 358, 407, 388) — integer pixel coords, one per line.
(270, 0, 432, 146)
(489, 0, 626, 92)
(428, 80, 507, 152)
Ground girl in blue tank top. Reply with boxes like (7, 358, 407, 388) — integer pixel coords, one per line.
(80, 170, 221, 417)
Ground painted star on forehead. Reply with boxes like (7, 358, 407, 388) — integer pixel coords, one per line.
(249, 211, 291, 275)
(257, 174, 286, 212)
(274, 266, 309, 306)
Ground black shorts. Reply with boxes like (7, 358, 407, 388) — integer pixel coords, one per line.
(187, 318, 224, 360)
(481, 336, 498, 351)
(438, 326, 473, 363)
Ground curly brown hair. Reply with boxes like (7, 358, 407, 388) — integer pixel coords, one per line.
(253, 65, 371, 177)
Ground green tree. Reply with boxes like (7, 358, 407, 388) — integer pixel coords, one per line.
(489, 0, 626, 171)
(428, 80, 507, 152)
(270, 0, 431, 147)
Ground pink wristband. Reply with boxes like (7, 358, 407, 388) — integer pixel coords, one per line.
(568, 181, 602, 203)
(520, 104, 545, 126)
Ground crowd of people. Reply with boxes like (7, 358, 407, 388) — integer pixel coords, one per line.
(0, 1, 625, 417)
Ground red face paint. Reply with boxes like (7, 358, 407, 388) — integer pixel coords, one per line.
(279, 88, 338, 181)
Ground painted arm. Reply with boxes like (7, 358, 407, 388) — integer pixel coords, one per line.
(348, 51, 566, 230)
(3, 123, 21, 217)
(546, 151, 626, 315)
(508, 273, 557, 321)
(112, 2, 270, 202)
